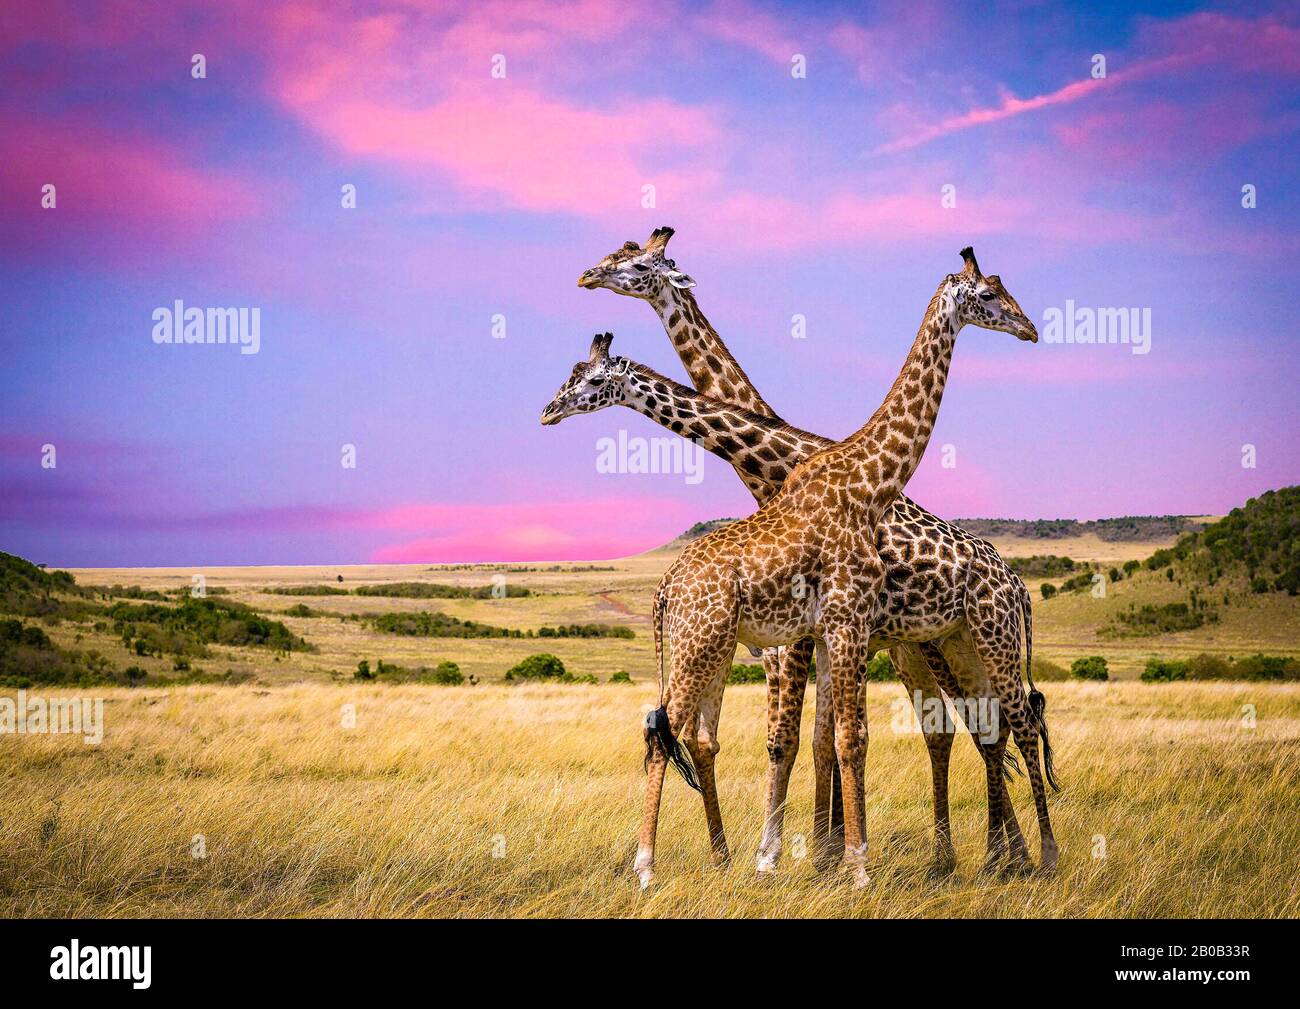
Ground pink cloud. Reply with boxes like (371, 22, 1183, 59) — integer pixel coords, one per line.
(289, 87, 721, 216)
(0, 111, 264, 249)
(872, 11, 1300, 156)
(692, 0, 804, 66)
(366, 498, 696, 562)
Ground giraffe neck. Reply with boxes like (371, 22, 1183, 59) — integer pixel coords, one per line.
(650, 286, 778, 419)
(617, 364, 827, 505)
(838, 280, 963, 509)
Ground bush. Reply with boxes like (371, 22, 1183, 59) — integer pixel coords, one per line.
(108, 598, 312, 654)
(372, 610, 521, 638)
(1007, 555, 1077, 578)
(1186, 653, 1233, 680)
(1234, 653, 1300, 681)
(1040, 583, 1057, 600)
(1141, 658, 1188, 683)
(1109, 567, 1122, 582)
(608, 670, 633, 684)
(354, 660, 374, 681)
(1110, 601, 1216, 636)
(262, 585, 349, 596)
(1071, 655, 1109, 681)
(865, 651, 896, 681)
(505, 653, 567, 682)
(1123, 559, 1141, 577)
(727, 662, 765, 684)
(354, 582, 531, 599)
(430, 660, 464, 685)
(1030, 656, 1070, 681)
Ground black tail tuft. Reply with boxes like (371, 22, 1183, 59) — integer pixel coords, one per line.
(1028, 689, 1060, 791)
(643, 706, 700, 792)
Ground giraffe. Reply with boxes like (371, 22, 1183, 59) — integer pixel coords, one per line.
(578, 228, 1057, 875)
(542, 335, 1057, 878)
(615, 249, 1038, 887)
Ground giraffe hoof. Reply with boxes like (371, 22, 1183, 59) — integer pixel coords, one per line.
(755, 852, 779, 874)
(999, 858, 1035, 880)
(927, 857, 957, 879)
(635, 865, 655, 890)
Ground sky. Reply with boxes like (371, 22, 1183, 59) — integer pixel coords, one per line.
(2, 0, 1298, 567)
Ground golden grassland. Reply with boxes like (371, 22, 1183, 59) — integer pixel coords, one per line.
(2, 681, 1297, 918)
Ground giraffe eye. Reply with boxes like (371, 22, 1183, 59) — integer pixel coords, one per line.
(978, 291, 996, 302)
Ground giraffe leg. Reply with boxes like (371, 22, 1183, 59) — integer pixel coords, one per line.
(825, 621, 870, 888)
(935, 628, 1029, 873)
(896, 642, 957, 876)
(810, 639, 842, 873)
(686, 680, 729, 868)
(989, 728, 1033, 873)
(1009, 702, 1059, 874)
(756, 638, 813, 874)
(635, 607, 736, 889)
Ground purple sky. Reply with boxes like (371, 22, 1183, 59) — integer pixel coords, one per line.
(2, 0, 1298, 567)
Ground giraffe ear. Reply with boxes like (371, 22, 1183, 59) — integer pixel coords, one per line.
(665, 269, 696, 290)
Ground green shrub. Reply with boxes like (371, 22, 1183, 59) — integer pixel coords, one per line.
(354, 582, 531, 599)
(1109, 601, 1216, 636)
(262, 585, 350, 596)
(372, 611, 521, 638)
(1186, 653, 1233, 680)
(430, 660, 464, 685)
(108, 598, 312, 653)
(1123, 559, 1141, 576)
(536, 623, 634, 639)
(608, 670, 633, 684)
(865, 651, 896, 681)
(727, 662, 765, 684)
(354, 660, 374, 681)
(505, 653, 567, 682)
(1040, 583, 1057, 600)
(1109, 567, 1122, 582)
(1071, 655, 1109, 681)
(1233, 653, 1300, 681)
(1141, 658, 1188, 683)
(1007, 555, 1077, 578)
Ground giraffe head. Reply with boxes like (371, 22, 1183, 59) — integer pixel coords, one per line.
(577, 226, 696, 301)
(540, 333, 630, 425)
(947, 247, 1037, 342)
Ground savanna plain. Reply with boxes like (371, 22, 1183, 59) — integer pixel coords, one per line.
(2, 494, 1298, 918)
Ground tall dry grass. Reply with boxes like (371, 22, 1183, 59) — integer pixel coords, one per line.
(1, 681, 1296, 917)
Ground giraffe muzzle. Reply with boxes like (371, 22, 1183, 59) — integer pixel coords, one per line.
(577, 269, 603, 289)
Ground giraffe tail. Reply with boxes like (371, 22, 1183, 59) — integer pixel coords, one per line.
(1020, 584, 1060, 791)
(644, 588, 701, 792)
